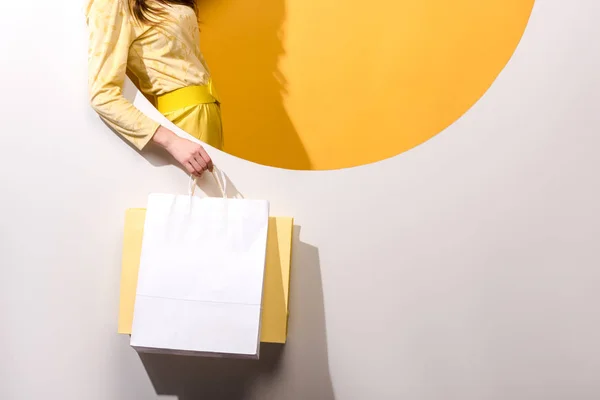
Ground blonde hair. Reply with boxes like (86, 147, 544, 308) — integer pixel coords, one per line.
(128, 0, 196, 24)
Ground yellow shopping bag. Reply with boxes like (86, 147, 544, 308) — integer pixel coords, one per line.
(118, 208, 293, 344)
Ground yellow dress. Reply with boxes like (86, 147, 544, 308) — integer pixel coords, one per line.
(85, 0, 223, 150)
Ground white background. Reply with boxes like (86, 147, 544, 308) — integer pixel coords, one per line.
(1, 1, 599, 399)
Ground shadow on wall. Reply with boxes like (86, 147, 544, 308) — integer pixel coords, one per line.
(138, 227, 335, 400)
(197, 0, 310, 170)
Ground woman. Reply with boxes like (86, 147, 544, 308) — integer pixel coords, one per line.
(86, 0, 220, 177)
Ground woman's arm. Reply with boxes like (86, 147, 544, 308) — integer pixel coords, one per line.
(87, 0, 159, 150)
(152, 126, 213, 175)
(87, 0, 211, 176)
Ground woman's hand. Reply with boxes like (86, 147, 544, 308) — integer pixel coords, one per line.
(152, 125, 213, 177)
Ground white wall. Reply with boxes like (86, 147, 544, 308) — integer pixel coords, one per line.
(1, 1, 600, 399)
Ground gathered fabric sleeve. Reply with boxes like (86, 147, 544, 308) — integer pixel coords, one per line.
(87, 0, 160, 150)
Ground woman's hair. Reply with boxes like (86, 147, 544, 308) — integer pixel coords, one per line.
(129, 0, 196, 24)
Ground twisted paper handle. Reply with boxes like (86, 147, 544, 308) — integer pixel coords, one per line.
(188, 167, 227, 198)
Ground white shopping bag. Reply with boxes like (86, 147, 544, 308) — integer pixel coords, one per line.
(130, 171, 269, 358)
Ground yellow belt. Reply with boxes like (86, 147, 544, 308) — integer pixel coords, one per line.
(156, 79, 221, 115)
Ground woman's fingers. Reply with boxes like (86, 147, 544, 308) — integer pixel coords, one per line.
(193, 154, 208, 173)
(185, 162, 199, 177)
(162, 134, 214, 176)
(197, 146, 213, 171)
(188, 158, 205, 177)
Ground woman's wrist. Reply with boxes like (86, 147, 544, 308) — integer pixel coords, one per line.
(152, 125, 178, 150)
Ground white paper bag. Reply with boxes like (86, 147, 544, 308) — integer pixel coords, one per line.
(130, 172, 269, 358)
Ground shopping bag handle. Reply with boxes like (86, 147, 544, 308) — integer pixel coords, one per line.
(188, 166, 227, 198)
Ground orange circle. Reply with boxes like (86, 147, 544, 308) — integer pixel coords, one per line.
(199, 0, 535, 170)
